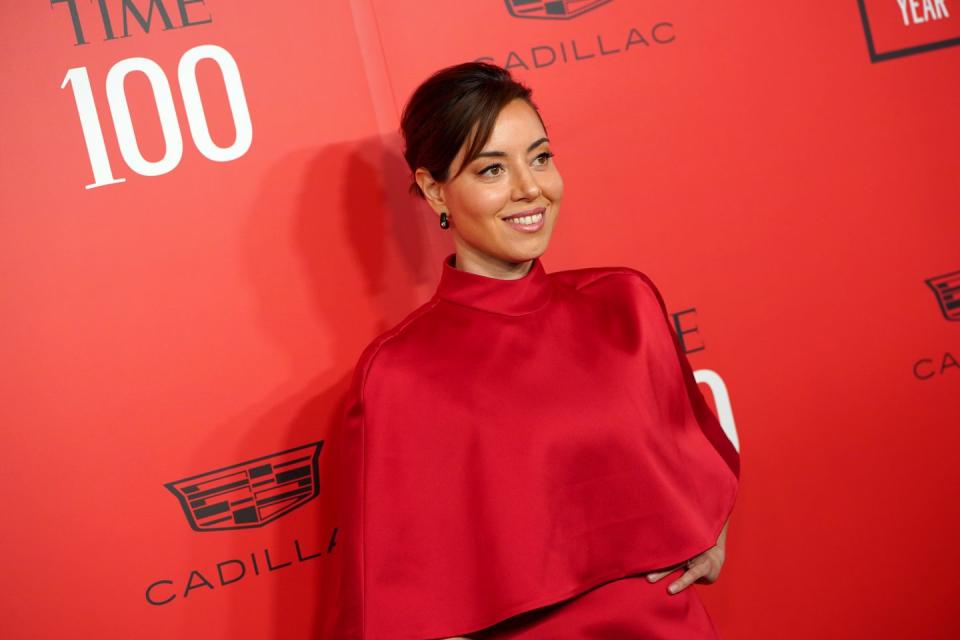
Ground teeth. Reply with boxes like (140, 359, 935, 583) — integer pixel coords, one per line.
(506, 212, 543, 225)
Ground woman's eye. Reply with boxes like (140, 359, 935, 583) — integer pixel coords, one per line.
(534, 151, 554, 166)
(479, 152, 553, 177)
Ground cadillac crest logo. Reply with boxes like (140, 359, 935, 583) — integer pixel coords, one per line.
(505, 0, 613, 20)
(166, 442, 323, 532)
(925, 269, 960, 321)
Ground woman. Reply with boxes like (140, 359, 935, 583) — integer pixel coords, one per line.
(329, 61, 740, 639)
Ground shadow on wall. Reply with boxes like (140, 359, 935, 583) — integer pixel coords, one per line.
(178, 132, 450, 639)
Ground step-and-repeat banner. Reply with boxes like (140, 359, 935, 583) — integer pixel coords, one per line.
(1, 1, 957, 638)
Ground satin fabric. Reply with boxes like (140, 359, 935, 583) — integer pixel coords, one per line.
(330, 253, 740, 639)
(470, 571, 721, 639)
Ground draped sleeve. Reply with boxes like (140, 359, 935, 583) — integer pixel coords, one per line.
(327, 339, 372, 639)
(632, 271, 741, 479)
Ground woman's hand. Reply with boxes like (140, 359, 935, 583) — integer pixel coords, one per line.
(646, 544, 725, 594)
(647, 517, 730, 595)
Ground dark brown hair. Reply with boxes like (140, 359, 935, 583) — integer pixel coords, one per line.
(400, 61, 546, 199)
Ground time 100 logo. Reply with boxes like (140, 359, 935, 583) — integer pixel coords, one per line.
(61, 44, 252, 190)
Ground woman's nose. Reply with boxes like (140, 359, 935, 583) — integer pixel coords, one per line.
(512, 165, 542, 200)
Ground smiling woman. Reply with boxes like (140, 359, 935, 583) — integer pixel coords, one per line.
(402, 64, 563, 280)
(328, 62, 740, 640)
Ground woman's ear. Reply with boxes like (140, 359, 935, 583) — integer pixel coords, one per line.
(415, 167, 445, 214)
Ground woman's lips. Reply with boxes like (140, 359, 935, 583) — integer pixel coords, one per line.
(502, 207, 546, 232)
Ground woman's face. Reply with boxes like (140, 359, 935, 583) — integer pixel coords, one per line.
(419, 98, 564, 276)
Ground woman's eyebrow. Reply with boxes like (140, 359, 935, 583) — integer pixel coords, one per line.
(476, 137, 549, 158)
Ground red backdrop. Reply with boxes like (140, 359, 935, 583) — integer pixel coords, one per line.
(1, 1, 958, 638)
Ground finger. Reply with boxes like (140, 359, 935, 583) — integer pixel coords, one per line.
(646, 564, 683, 582)
(668, 564, 707, 594)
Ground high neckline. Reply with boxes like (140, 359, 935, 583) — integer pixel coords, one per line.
(433, 253, 553, 315)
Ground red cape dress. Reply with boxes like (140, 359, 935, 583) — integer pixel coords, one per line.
(329, 253, 740, 639)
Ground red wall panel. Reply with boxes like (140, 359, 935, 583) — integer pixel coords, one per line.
(1, 1, 957, 638)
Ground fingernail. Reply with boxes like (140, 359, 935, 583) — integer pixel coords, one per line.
(668, 584, 679, 594)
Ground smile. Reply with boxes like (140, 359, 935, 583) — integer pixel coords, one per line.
(502, 208, 545, 232)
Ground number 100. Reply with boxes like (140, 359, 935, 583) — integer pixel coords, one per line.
(62, 44, 253, 190)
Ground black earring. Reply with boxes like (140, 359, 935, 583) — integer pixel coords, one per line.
(439, 212, 449, 229)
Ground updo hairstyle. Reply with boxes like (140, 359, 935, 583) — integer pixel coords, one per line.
(399, 61, 547, 199)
